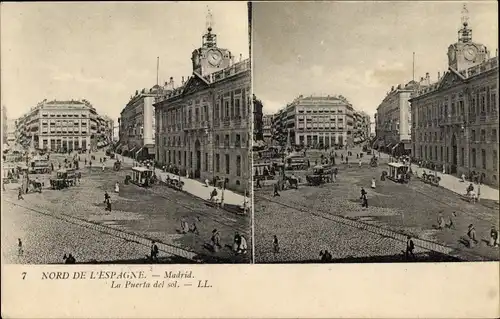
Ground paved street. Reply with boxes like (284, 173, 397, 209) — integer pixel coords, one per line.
(2, 151, 251, 264)
(254, 147, 499, 263)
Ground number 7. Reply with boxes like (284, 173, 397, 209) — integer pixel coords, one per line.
(22, 272, 26, 280)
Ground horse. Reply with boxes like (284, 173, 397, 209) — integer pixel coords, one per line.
(284, 176, 299, 189)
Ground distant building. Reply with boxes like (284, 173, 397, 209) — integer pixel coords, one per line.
(14, 99, 106, 151)
(374, 81, 419, 156)
(410, 6, 498, 186)
(262, 114, 273, 144)
(154, 20, 251, 192)
(253, 96, 264, 141)
(117, 85, 165, 160)
(352, 110, 371, 145)
(272, 95, 356, 148)
(2, 106, 8, 145)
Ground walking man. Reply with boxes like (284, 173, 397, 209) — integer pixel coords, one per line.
(273, 181, 280, 197)
(150, 241, 159, 262)
(405, 236, 415, 260)
(273, 235, 280, 254)
(18, 187, 24, 200)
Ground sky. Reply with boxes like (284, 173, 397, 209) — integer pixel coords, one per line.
(253, 1, 498, 117)
(1, 2, 249, 122)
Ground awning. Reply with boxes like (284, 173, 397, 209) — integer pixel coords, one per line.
(129, 147, 137, 154)
(136, 147, 143, 157)
(115, 143, 122, 153)
(145, 144, 155, 155)
(392, 144, 398, 151)
(386, 143, 393, 151)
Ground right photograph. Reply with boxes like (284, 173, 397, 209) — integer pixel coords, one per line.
(252, 1, 499, 263)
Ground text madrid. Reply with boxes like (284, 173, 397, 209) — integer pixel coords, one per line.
(41, 270, 194, 280)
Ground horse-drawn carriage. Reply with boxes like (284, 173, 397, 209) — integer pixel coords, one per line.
(27, 178, 43, 193)
(306, 165, 333, 186)
(28, 158, 51, 174)
(386, 162, 410, 183)
(49, 168, 77, 190)
(163, 175, 184, 191)
(253, 162, 277, 181)
(420, 171, 441, 186)
(285, 154, 308, 171)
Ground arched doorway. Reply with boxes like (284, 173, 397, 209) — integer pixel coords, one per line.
(194, 139, 201, 178)
(451, 134, 458, 174)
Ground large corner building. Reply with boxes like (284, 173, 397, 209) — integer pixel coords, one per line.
(154, 22, 251, 192)
(410, 8, 498, 186)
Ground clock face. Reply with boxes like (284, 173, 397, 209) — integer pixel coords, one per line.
(463, 45, 477, 61)
(207, 50, 222, 66)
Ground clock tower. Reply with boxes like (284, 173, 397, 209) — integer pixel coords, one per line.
(191, 8, 232, 77)
(447, 4, 490, 72)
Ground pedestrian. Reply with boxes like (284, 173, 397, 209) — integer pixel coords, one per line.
(273, 182, 280, 197)
(359, 159, 362, 168)
(85, 158, 87, 165)
(361, 194, 368, 208)
(18, 238, 23, 256)
(447, 212, 456, 229)
(211, 229, 220, 252)
(405, 236, 415, 260)
(467, 224, 477, 248)
(489, 226, 499, 247)
(437, 211, 445, 229)
(150, 241, 159, 262)
(114, 182, 119, 193)
(371, 177, 376, 189)
(256, 178, 262, 188)
(239, 235, 248, 254)
(104, 191, 110, 204)
(102, 163, 105, 172)
(18, 187, 24, 200)
(477, 183, 481, 202)
(273, 235, 280, 254)
(180, 218, 189, 234)
(106, 200, 112, 212)
(209, 188, 218, 202)
(233, 232, 241, 253)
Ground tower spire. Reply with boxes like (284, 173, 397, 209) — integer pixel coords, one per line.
(206, 6, 213, 32)
(458, 3, 472, 43)
(202, 6, 217, 48)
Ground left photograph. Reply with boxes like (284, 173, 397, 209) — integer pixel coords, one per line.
(1, 2, 252, 264)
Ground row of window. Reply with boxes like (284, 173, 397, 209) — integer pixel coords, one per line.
(419, 145, 498, 170)
(297, 109, 345, 114)
(164, 133, 248, 149)
(166, 151, 243, 176)
(41, 128, 88, 134)
(415, 89, 497, 123)
(296, 126, 346, 131)
(297, 117, 345, 122)
(42, 121, 89, 126)
(417, 128, 498, 143)
(298, 135, 345, 145)
(42, 113, 88, 118)
(160, 90, 250, 131)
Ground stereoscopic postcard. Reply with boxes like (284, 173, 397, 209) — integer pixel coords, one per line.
(1, 1, 498, 318)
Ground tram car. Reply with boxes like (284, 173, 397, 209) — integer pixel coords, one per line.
(386, 162, 410, 183)
(130, 166, 154, 187)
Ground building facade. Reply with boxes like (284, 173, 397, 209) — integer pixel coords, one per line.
(14, 99, 104, 151)
(273, 95, 356, 148)
(154, 23, 251, 193)
(253, 95, 264, 141)
(411, 10, 498, 186)
(2, 106, 7, 145)
(117, 85, 167, 160)
(352, 110, 371, 145)
(375, 81, 420, 155)
(262, 114, 273, 145)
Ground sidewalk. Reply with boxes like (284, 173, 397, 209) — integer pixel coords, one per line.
(410, 163, 499, 201)
(115, 154, 249, 208)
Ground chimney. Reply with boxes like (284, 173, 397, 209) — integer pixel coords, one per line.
(182, 76, 185, 85)
(420, 77, 424, 83)
(169, 77, 174, 89)
(425, 72, 430, 85)
(231, 55, 235, 66)
(438, 71, 441, 79)
(239, 53, 242, 62)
